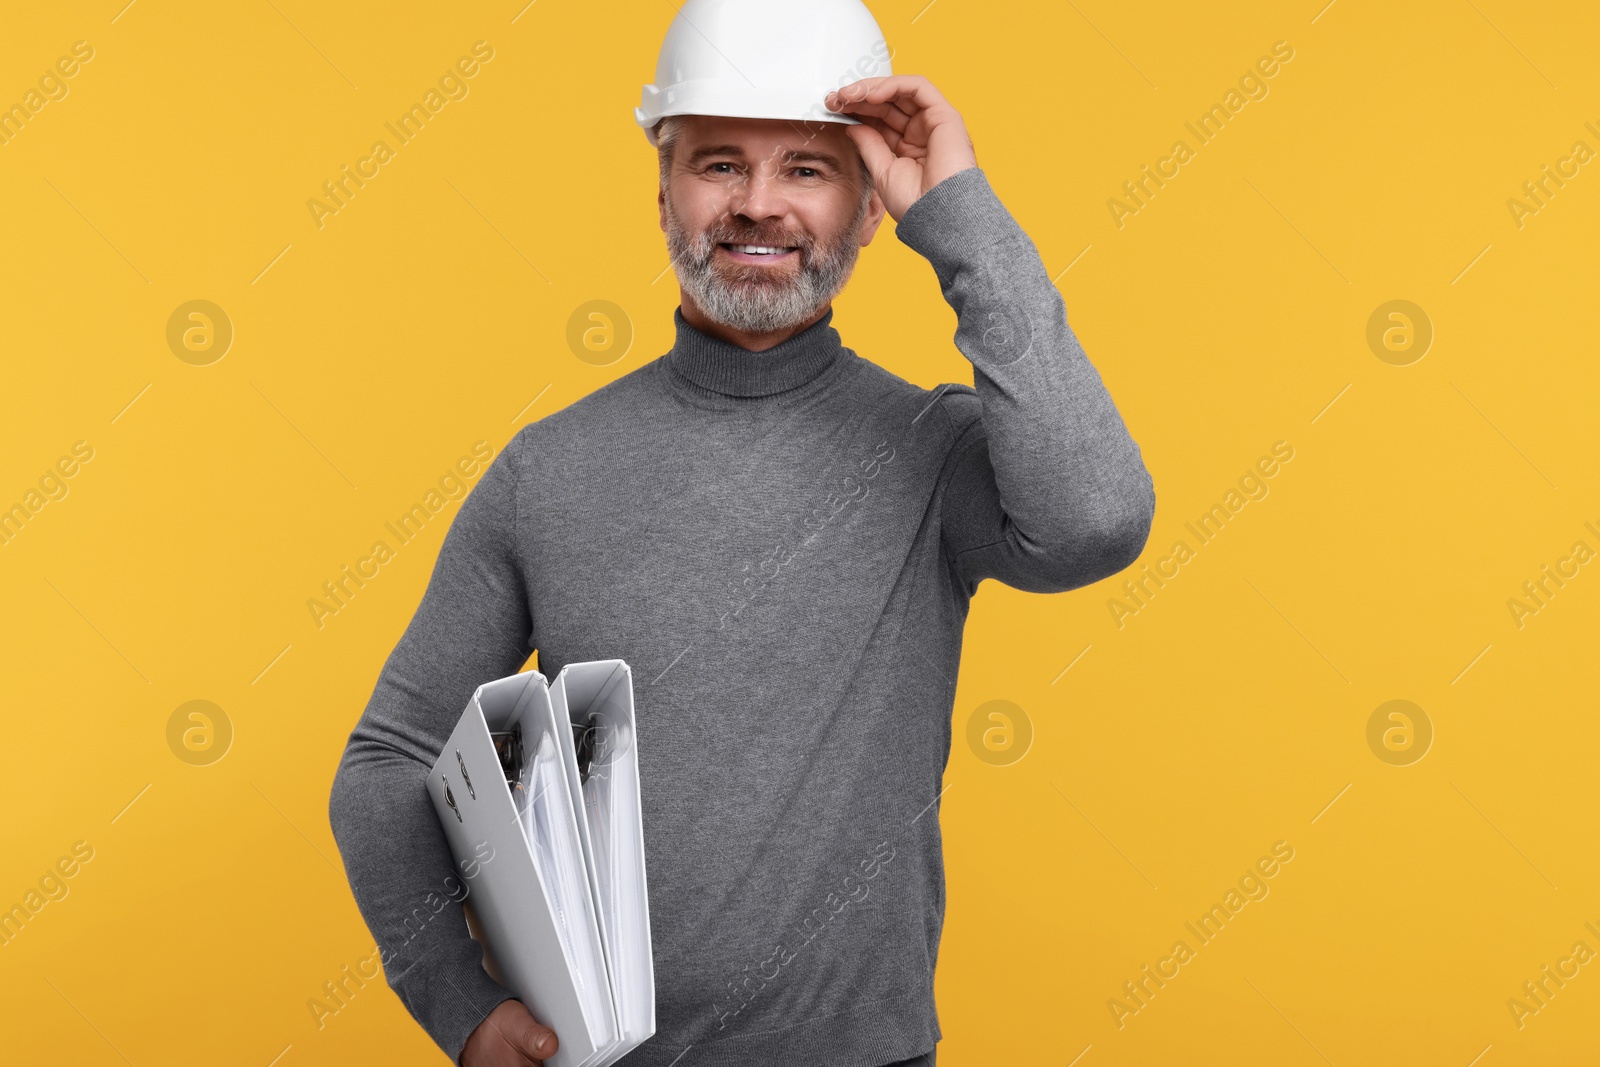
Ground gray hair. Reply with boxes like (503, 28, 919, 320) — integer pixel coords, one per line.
(655, 115, 874, 206)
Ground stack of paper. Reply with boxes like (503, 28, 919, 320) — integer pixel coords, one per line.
(427, 660, 655, 1067)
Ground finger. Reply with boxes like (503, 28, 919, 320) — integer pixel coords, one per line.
(489, 1001, 559, 1064)
(926, 118, 975, 167)
(851, 89, 917, 121)
(830, 75, 948, 117)
(850, 114, 915, 157)
(832, 76, 921, 118)
(519, 1023, 558, 1063)
(834, 99, 911, 134)
(842, 122, 898, 188)
(830, 80, 917, 120)
(510, 1015, 559, 1062)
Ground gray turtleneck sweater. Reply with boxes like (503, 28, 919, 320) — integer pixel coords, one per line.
(328, 166, 1155, 1066)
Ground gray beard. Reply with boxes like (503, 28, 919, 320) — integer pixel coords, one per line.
(663, 192, 869, 335)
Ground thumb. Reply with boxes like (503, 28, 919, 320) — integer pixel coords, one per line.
(844, 121, 897, 190)
(493, 999, 559, 1063)
(511, 1016, 559, 1062)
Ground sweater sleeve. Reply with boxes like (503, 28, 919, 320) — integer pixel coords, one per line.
(893, 166, 1156, 596)
(327, 431, 536, 1064)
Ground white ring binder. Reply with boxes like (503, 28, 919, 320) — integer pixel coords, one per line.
(426, 661, 657, 1067)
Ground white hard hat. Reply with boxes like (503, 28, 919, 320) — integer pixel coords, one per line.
(634, 0, 894, 147)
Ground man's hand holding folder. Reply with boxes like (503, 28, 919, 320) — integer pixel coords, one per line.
(461, 1000, 560, 1066)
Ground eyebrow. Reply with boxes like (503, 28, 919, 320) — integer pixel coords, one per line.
(683, 144, 845, 171)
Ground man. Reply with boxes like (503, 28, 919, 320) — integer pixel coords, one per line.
(328, 5, 1155, 1065)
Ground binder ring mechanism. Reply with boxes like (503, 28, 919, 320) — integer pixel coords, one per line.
(491, 728, 525, 788)
(490, 722, 599, 787)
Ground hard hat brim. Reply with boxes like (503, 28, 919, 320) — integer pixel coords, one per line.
(635, 84, 863, 148)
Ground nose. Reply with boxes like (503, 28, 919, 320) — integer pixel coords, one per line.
(728, 157, 789, 224)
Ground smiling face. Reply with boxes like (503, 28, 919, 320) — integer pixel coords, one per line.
(658, 114, 886, 339)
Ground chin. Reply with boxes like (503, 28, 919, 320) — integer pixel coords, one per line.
(703, 299, 818, 335)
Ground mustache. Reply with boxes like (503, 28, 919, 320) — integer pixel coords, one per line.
(705, 223, 811, 251)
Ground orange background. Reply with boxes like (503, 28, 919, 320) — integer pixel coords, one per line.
(2, 1, 1597, 1064)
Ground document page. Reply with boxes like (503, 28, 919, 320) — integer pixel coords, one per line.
(518, 729, 614, 1045)
(582, 697, 652, 1036)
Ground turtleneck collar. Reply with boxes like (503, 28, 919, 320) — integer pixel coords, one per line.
(664, 306, 847, 398)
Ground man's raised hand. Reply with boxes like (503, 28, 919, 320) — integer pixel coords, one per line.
(825, 74, 979, 222)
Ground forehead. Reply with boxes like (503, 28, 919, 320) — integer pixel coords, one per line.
(673, 114, 857, 168)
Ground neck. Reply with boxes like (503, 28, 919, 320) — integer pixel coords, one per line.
(665, 303, 847, 398)
(678, 292, 832, 353)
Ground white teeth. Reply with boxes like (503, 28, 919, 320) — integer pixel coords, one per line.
(728, 244, 790, 255)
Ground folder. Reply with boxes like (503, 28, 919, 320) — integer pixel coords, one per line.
(426, 660, 655, 1067)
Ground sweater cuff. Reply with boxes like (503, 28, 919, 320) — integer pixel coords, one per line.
(390, 934, 518, 1065)
(893, 166, 1025, 267)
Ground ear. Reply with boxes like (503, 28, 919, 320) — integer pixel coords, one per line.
(857, 186, 888, 247)
(658, 184, 668, 233)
